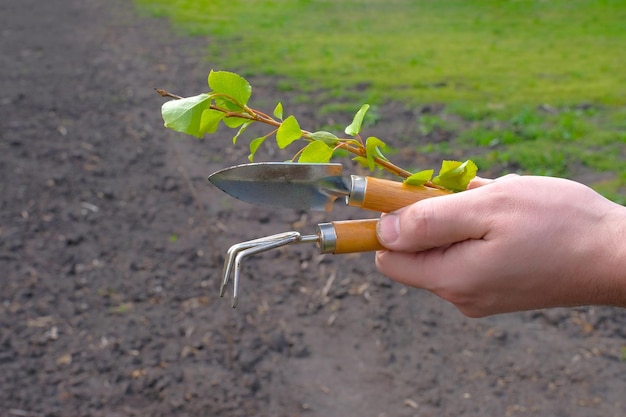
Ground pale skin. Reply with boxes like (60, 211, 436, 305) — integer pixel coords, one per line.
(375, 175, 626, 318)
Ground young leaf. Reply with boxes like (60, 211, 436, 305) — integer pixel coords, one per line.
(345, 104, 370, 136)
(161, 93, 212, 138)
(200, 109, 226, 134)
(208, 70, 252, 110)
(352, 156, 370, 169)
(273, 102, 284, 120)
(298, 140, 335, 163)
(248, 135, 268, 162)
(310, 131, 339, 146)
(404, 170, 434, 186)
(276, 115, 302, 149)
(233, 121, 252, 144)
(368, 137, 388, 160)
(364, 136, 387, 171)
(432, 160, 478, 191)
(223, 116, 248, 128)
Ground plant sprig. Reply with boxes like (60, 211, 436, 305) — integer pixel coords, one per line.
(157, 70, 477, 192)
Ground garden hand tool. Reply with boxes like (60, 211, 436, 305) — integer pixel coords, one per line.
(221, 218, 381, 307)
(208, 162, 450, 212)
(209, 162, 452, 307)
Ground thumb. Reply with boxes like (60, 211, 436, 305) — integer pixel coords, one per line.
(376, 189, 489, 252)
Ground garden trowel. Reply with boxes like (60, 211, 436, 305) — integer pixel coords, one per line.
(208, 162, 450, 213)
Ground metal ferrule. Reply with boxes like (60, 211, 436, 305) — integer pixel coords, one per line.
(348, 175, 367, 207)
(316, 222, 337, 254)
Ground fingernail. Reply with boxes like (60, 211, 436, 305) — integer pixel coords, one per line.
(377, 213, 399, 245)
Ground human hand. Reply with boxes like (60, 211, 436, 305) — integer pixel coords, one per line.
(375, 175, 626, 317)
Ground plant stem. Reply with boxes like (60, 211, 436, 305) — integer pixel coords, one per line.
(333, 142, 444, 190)
(155, 89, 183, 100)
(335, 142, 410, 177)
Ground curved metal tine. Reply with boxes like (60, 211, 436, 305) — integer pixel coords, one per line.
(230, 233, 302, 308)
(220, 232, 300, 297)
(220, 232, 301, 299)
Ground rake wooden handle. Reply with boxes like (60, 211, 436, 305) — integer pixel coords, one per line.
(317, 219, 383, 254)
(348, 176, 451, 213)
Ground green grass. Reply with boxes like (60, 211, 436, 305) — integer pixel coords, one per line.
(418, 105, 626, 203)
(135, 0, 626, 201)
(136, 0, 626, 105)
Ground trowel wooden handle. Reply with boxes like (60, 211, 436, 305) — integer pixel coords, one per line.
(348, 176, 451, 213)
(317, 219, 383, 254)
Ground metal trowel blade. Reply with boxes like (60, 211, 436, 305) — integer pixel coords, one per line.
(208, 162, 351, 211)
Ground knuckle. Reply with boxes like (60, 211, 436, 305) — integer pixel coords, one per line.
(403, 200, 437, 243)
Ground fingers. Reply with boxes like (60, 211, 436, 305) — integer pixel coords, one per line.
(375, 250, 428, 289)
(375, 247, 447, 290)
(467, 176, 494, 189)
(375, 240, 489, 306)
(376, 187, 491, 252)
(468, 173, 518, 189)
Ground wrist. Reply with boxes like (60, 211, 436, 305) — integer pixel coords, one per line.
(600, 203, 626, 307)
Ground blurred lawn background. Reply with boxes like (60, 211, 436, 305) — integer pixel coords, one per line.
(135, 0, 625, 202)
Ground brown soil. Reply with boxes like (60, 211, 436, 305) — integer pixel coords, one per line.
(1, 1, 625, 416)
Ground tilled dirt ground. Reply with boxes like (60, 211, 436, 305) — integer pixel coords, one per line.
(1, 1, 626, 416)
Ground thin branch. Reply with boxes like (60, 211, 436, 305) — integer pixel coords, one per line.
(155, 88, 445, 188)
(155, 88, 182, 100)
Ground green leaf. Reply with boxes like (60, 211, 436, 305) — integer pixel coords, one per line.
(364, 136, 387, 171)
(161, 93, 212, 138)
(432, 160, 478, 191)
(298, 140, 335, 163)
(223, 116, 248, 128)
(248, 135, 268, 162)
(233, 121, 252, 144)
(215, 97, 244, 112)
(404, 170, 434, 186)
(208, 70, 252, 110)
(273, 102, 284, 120)
(310, 131, 339, 146)
(276, 115, 302, 149)
(345, 104, 370, 136)
(352, 156, 370, 169)
(200, 109, 225, 134)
